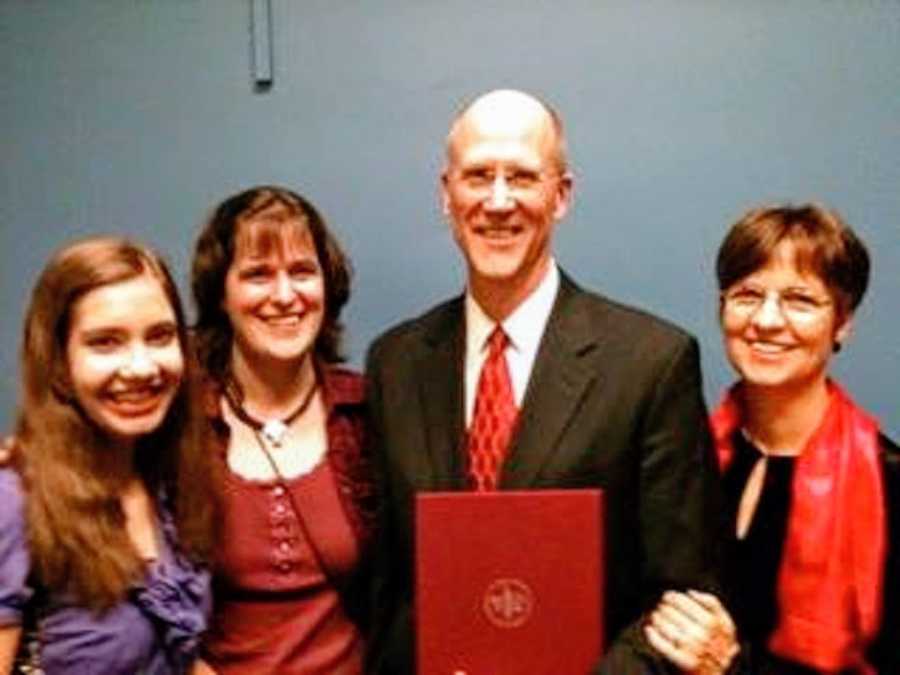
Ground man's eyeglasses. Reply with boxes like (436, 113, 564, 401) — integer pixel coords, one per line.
(722, 285, 833, 322)
(454, 167, 555, 198)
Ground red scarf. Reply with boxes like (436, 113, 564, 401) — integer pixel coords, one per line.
(710, 381, 885, 673)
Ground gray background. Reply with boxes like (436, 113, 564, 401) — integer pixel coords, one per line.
(1, 1, 898, 438)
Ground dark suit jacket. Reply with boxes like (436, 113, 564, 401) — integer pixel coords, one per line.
(366, 273, 723, 673)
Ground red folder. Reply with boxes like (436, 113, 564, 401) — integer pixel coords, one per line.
(416, 490, 605, 675)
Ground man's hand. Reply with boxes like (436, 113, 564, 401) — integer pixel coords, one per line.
(644, 590, 738, 675)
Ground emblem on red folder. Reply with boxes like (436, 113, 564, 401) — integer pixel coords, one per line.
(482, 578, 534, 628)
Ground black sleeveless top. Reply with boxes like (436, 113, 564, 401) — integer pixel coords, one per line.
(722, 431, 900, 674)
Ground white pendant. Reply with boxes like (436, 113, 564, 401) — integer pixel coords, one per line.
(261, 419, 288, 447)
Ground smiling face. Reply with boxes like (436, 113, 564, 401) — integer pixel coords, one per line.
(66, 273, 184, 446)
(441, 91, 572, 310)
(223, 213, 325, 370)
(720, 240, 850, 394)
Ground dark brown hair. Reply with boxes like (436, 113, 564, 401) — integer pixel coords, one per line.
(716, 203, 870, 320)
(15, 236, 215, 609)
(191, 186, 352, 379)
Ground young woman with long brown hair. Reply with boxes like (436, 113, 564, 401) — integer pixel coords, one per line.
(0, 237, 215, 674)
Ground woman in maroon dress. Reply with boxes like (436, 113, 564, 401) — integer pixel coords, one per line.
(191, 186, 374, 675)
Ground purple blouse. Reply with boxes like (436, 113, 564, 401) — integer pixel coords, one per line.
(0, 468, 210, 675)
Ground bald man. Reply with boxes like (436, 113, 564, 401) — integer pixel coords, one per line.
(366, 90, 724, 672)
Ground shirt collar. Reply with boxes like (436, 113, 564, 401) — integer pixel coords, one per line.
(465, 260, 560, 354)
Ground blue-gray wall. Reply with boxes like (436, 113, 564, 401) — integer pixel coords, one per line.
(2, 1, 898, 437)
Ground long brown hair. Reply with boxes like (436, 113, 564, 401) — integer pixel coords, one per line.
(14, 236, 215, 609)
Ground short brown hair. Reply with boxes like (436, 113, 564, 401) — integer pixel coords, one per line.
(716, 203, 870, 319)
(191, 186, 352, 379)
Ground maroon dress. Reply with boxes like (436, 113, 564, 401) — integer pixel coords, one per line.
(202, 368, 374, 675)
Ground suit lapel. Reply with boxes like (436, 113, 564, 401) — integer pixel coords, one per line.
(419, 298, 467, 490)
(500, 278, 604, 489)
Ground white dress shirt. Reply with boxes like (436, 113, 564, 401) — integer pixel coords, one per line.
(464, 262, 560, 427)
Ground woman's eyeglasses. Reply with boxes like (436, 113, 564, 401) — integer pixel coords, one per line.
(722, 285, 833, 323)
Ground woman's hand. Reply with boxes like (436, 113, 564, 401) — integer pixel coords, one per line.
(0, 437, 13, 466)
(644, 589, 739, 675)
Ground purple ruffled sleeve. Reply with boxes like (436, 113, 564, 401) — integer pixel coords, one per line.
(0, 468, 32, 627)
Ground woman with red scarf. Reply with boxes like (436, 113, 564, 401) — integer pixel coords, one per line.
(646, 204, 899, 674)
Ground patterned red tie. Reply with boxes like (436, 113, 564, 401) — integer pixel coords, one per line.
(467, 327, 518, 491)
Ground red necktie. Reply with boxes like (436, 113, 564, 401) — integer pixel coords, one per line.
(467, 327, 518, 491)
